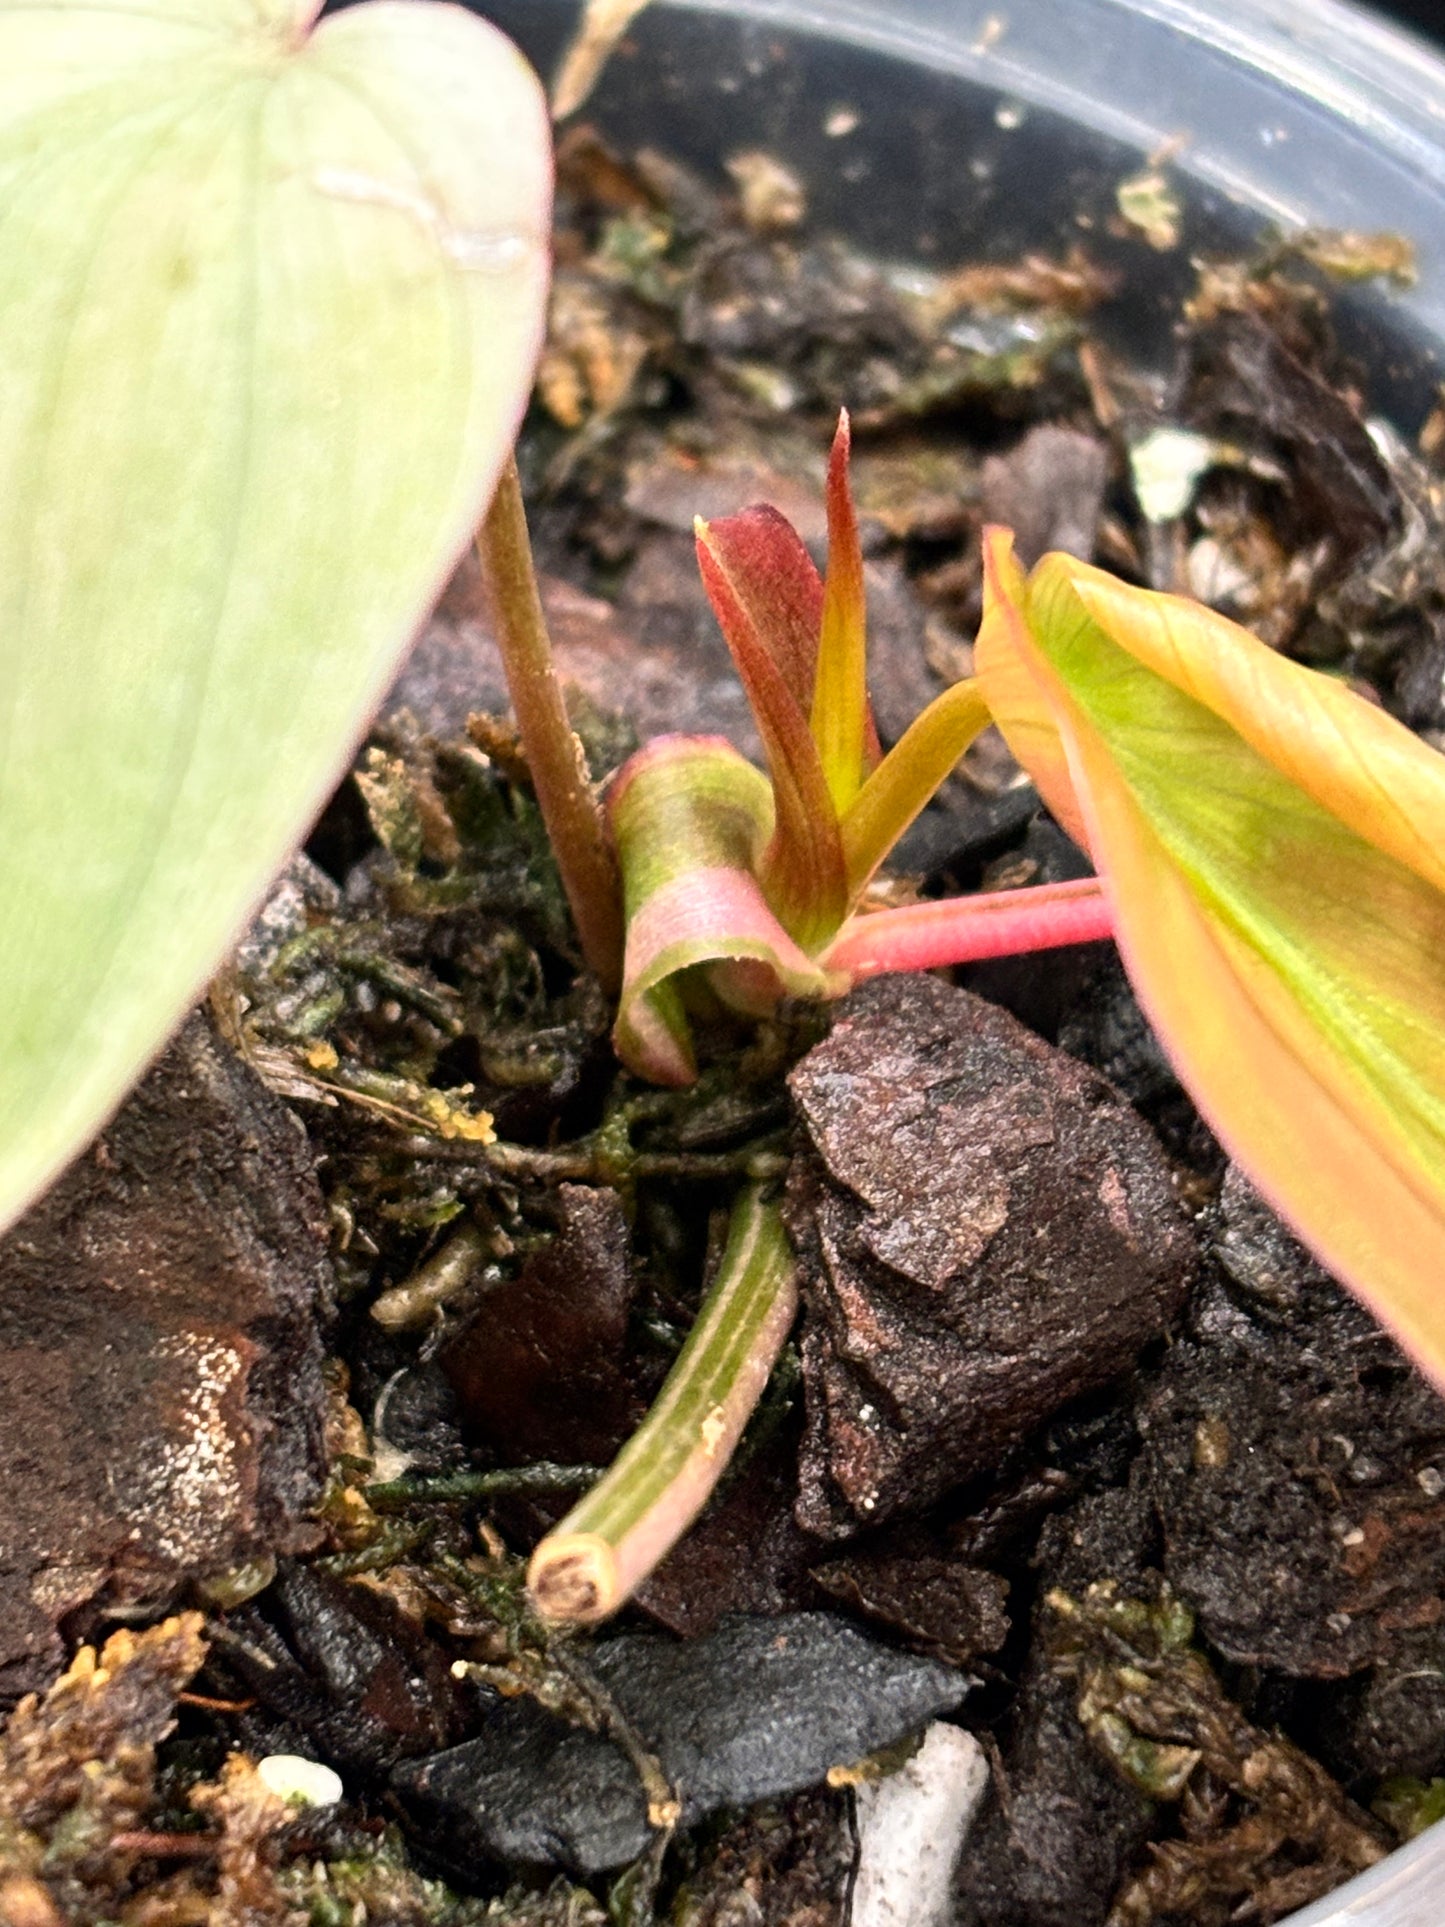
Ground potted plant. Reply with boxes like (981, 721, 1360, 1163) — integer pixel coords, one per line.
(6, 2, 1445, 1924)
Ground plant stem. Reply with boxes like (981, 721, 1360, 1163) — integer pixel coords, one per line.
(476, 457, 624, 994)
(527, 1183, 798, 1624)
(821, 874, 1113, 979)
(840, 678, 993, 898)
(386, 1133, 790, 1186)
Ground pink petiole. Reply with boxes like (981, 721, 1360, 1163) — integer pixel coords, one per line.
(822, 875, 1113, 981)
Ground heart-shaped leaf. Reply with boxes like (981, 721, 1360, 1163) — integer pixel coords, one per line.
(0, 0, 551, 1227)
(977, 529, 1445, 1385)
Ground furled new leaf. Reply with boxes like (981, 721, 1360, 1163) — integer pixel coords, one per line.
(694, 507, 848, 950)
(0, 0, 551, 1229)
(977, 529, 1445, 1385)
(609, 736, 835, 1084)
(810, 411, 877, 813)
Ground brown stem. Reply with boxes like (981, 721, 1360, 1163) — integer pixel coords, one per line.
(476, 458, 624, 993)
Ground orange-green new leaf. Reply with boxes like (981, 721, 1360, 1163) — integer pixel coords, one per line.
(977, 532, 1445, 1386)
(607, 735, 836, 1084)
(975, 531, 1089, 850)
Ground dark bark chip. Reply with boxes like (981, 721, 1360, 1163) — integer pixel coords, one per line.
(0, 1014, 333, 1704)
(786, 975, 1194, 1535)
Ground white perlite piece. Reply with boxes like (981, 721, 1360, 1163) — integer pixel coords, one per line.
(850, 1722, 989, 1927)
(1129, 426, 1217, 523)
(257, 1754, 344, 1809)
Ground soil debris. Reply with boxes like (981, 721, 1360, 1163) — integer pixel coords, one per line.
(667, 1786, 850, 1927)
(786, 975, 1194, 1533)
(214, 1562, 473, 1775)
(810, 1550, 1009, 1667)
(1049, 1583, 1390, 1925)
(0, 1616, 207, 1922)
(980, 423, 1110, 568)
(1141, 1168, 1445, 1679)
(442, 1184, 643, 1469)
(0, 1015, 332, 1706)
(953, 1609, 1157, 1927)
(1184, 309, 1398, 579)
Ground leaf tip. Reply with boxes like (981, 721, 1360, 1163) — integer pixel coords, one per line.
(829, 406, 852, 470)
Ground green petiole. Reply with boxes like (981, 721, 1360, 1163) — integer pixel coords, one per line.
(526, 1183, 798, 1623)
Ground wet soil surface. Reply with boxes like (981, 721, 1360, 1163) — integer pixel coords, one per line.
(7, 97, 1445, 1927)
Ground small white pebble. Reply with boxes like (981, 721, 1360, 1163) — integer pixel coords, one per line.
(1419, 1466, 1445, 1498)
(256, 1754, 343, 1808)
(1326, 1612, 1353, 1635)
(851, 1723, 989, 1927)
(1130, 427, 1215, 523)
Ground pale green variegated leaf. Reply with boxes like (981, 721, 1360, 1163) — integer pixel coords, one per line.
(608, 735, 837, 1084)
(977, 532, 1445, 1386)
(0, 0, 550, 1227)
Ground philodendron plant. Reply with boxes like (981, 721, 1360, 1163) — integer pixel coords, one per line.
(596, 432, 1445, 1384)
(605, 415, 1112, 1085)
(525, 416, 1445, 1621)
(12, 1, 1445, 1630)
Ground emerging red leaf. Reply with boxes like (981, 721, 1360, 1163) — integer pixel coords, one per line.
(694, 510, 847, 949)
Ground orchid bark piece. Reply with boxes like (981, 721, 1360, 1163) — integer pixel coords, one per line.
(976, 529, 1445, 1386)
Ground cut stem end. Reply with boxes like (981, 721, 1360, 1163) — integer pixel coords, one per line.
(527, 1532, 621, 1625)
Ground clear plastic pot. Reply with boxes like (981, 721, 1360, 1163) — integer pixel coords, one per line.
(476, 2, 1445, 1919)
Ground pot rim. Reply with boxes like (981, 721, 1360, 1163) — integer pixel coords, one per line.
(655, 0, 1445, 354)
